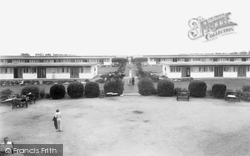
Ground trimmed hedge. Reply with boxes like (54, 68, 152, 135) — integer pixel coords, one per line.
(212, 84, 227, 98)
(0, 89, 13, 101)
(157, 79, 174, 96)
(242, 85, 250, 92)
(138, 78, 156, 96)
(85, 82, 100, 98)
(50, 84, 66, 99)
(104, 80, 124, 96)
(21, 85, 40, 99)
(188, 80, 207, 97)
(67, 82, 84, 98)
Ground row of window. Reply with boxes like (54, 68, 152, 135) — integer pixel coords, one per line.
(0, 67, 92, 74)
(0, 59, 111, 63)
(170, 66, 250, 73)
(150, 58, 250, 62)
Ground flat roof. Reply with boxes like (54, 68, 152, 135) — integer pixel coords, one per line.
(144, 55, 250, 58)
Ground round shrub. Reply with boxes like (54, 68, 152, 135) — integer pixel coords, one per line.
(39, 89, 45, 99)
(138, 78, 156, 96)
(104, 79, 124, 95)
(0, 89, 13, 101)
(157, 79, 174, 96)
(67, 82, 84, 98)
(85, 82, 100, 98)
(188, 80, 207, 97)
(242, 85, 250, 92)
(50, 84, 66, 99)
(45, 93, 51, 99)
(212, 84, 227, 98)
(21, 85, 40, 99)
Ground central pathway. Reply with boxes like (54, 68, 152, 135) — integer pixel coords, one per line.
(123, 64, 139, 95)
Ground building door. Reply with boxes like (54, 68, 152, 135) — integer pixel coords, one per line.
(37, 67, 46, 78)
(14, 68, 23, 78)
(70, 67, 79, 78)
(181, 67, 190, 77)
(214, 66, 223, 77)
(238, 66, 246, 77)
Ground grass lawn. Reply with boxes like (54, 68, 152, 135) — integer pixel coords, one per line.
(1, 96, 250, 156)
(98, 66, 118, 74)
(142, 65, 162, 73)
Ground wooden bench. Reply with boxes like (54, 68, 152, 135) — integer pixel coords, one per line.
(225, 91, 241, 102)
(177, 91, 190, 101)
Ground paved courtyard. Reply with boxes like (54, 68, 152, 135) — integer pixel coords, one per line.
(1, 96, 250, 156)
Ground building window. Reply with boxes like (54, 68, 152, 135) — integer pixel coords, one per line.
(170, 67, 180, 72)
(7, 60, 12, 63)
(213, 58, 218, 62)
(230, 58, 234, 62)
(39, 60, 44, 63)
(81, 67, 91, 73)
(184, 58, 189, 62)
(173, 58, 177, 62)
(5, 68, 8, 73)
(242, 58, 247, 62)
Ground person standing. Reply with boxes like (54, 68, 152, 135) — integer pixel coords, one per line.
(52, 116, 58, 131)
(55, 109, 62, 132)
(131, 77, 135, 85)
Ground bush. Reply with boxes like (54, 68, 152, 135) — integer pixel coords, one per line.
(157, 79, 174, 96)
(138, 78, 156, 96)
(45, 93, 51, 99)
(21, 85, 40, 99)
(85, 82, 100, 98)
(50, 84, 66, 99)
(242, 85, 250, 92)
(188, 80, 207, 97)
(104, 79, 124, 95)
(212, 84, 227, 98)
(39, 89, 45, 99)
(67, 82, 84, 98)
(0, 89, 13, 101)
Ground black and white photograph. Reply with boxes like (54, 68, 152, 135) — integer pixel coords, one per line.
(0, 0, 250, 155)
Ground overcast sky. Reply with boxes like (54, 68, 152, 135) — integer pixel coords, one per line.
(0, 0, 249, 56)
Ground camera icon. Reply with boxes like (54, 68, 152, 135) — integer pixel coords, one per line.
(5, 148, 12, 154)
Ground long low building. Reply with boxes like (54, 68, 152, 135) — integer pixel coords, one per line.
(144, 54, 250, 78)
(0, 55, 111, 80)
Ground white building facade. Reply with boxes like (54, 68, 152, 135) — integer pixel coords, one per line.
(146, 55, 250, 78)
(0, 56, 108, 80)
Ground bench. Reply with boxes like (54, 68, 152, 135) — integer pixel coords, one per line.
(26, 93, 36, 104)
(225, 91, 241, 102)
(177, 91, 190, 101)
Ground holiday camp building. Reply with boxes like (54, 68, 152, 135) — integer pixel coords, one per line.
(146, 54, 250, 78)
(0, 55, 114, 80)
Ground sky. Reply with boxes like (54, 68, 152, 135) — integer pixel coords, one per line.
(0, 0, 249, 56)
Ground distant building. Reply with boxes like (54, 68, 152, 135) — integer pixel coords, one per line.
(145, 54, 250, 78)
(0, 55, 114, 80)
